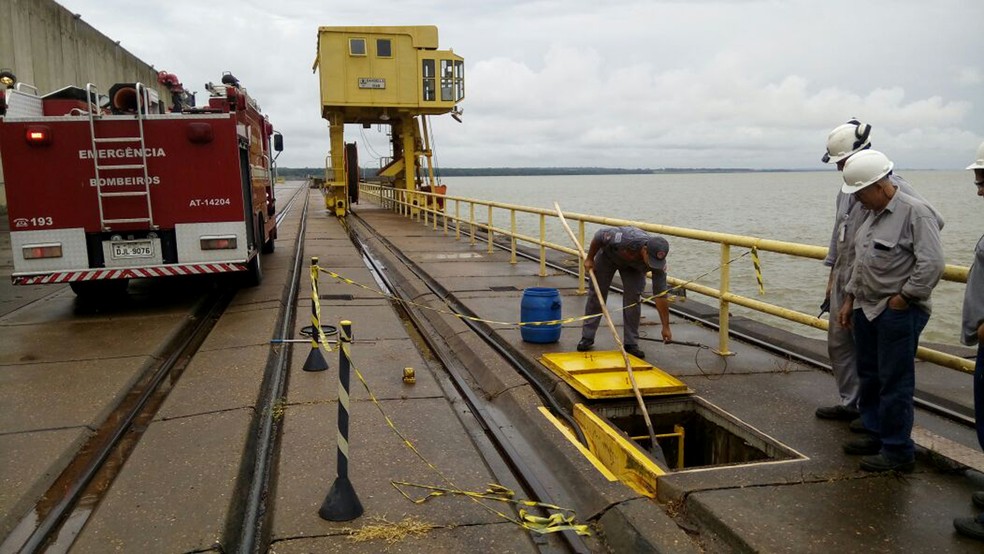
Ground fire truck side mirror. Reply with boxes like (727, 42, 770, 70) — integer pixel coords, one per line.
(273, 133, 284, 152)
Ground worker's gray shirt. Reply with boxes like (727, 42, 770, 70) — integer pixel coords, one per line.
(594, 226, 668, 295)
(825, 175, 942, 277)
(847, 190, 945, 320)
(961, 234, 984, 345)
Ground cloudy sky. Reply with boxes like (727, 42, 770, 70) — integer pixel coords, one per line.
(57, 0, 983, 170)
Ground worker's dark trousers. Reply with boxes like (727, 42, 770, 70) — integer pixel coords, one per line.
(580, 252, 646, 346)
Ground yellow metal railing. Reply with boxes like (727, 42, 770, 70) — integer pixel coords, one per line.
(359, 183, 973, 374)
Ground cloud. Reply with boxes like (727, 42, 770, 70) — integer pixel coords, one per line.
(52, 0, 984, 169)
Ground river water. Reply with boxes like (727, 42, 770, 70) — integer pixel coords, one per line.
(439, 170, 979, 346)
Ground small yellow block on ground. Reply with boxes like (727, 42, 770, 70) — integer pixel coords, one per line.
(539, 351, 690, 399)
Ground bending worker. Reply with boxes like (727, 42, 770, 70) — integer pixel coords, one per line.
(576, 226, 672, 359)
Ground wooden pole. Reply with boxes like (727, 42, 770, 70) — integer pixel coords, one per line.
(554, 203, 667, 466)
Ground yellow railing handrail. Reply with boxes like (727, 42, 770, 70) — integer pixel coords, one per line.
(357, 182, 973, 374)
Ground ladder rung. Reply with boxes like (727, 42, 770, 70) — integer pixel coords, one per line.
(96, 164, 146, 170)
(94, 137, 142, 143)
(103, 217, 152, 224)
(100, 191, 150, 198)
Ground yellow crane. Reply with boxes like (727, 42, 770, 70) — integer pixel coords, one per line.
(314, 25, 464, 216)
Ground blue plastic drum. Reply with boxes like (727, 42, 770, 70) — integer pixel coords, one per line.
(520, 287, 562, 343)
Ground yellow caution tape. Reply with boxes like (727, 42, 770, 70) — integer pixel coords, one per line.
(335, 343, 590, 537)
(751, 245, 765, 295)
(310, 264, 333, 353)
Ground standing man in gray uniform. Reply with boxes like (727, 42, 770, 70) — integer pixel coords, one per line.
(816, 120, 944, 428)
(837, 150, 945, 473)
(576, 226, 672, 359)
(816, 119, 874, 422)
(954, 140, 984, 541)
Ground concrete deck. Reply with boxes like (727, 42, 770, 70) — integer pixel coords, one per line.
(3, 188, 984, 552)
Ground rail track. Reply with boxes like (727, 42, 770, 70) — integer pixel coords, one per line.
(0, 185, 306, 554)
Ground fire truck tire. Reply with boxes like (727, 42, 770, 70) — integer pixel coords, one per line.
(245, 253, 263, 287)
(262, 222, 275, 254)
(70, 279, 129, 297)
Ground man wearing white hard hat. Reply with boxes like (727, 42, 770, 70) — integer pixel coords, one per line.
(954, 140, 984, 541)
(836, 150, 945, 473)
(817, 121, 942, 431)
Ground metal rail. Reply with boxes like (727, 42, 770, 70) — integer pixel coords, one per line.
(360, 183, 974, 375)
(236, 184, 309, 553)
(5, 288, 234, 554)
(346, 212, 592, 553)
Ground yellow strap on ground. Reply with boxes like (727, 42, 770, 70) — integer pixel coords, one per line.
(337, 342, 590, 536)
(392, 481, 591, 536)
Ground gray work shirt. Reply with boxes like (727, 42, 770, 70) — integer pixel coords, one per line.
(961, 234, 984, 345)
(847, 190, 945, 320)
(825, 175, 943, 281)
(594, 226, 668, 294)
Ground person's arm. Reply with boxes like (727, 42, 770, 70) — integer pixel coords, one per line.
(655, 296, 672, 342)
(838, 293, 854, 330)
(584, 238, 601, 272)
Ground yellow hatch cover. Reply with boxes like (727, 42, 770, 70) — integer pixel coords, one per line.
(539, 351, 691, 399)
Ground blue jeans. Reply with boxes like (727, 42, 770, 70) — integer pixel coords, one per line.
(852, 306, 929, 462)
(976, 342, 984, 451)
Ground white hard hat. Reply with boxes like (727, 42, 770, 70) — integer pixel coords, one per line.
(841, 150, 894, 194)
(968, 141, 984, 170)
(822, 119, 872, 164)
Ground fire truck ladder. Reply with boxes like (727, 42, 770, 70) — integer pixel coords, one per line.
(85, 82, 157, 231)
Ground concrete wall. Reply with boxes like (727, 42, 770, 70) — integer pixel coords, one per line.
(0, 0, 165, 212)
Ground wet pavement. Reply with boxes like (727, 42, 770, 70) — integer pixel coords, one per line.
(2, 188, 984, 552)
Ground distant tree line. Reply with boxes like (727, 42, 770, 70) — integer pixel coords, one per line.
(274, 166, 807, 178)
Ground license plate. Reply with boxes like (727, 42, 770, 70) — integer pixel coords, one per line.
(111, 240, 154, 259)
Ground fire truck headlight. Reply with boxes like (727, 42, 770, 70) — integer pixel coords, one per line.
(23, 243, 63, 259)
(25, 125, 52, 146)
(187, 123, 214, 144)
(200, 236, 237, 250)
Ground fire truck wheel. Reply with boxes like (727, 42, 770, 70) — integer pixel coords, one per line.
(70, 279, 129, 297)
(244, 253, 263, 287)
(262, 232, 275, 254)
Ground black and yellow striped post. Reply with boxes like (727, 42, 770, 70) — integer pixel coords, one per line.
(319, 320, 363, 521)
(303, 257, 329, 372)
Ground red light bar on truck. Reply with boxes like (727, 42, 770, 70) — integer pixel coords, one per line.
(25, 125, 52, 146)
(22, 243, 63, 259)
(200, 236, 238, 250)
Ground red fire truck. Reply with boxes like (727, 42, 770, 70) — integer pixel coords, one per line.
(0, 71, 281, 296)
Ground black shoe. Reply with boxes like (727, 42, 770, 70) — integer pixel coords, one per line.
(843, 436, 881, 455)
(859, 454, 914, 473)
(815, 405, 860, 421)
(576, 338, 594, 352)
(973, 491, 984, 509)
(849, 417, 875, 434)
(954, 515, 984, 541)
(624, 344, 645, 359)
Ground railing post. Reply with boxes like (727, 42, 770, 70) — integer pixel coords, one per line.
(469, 203, 476, 245)
(510, 209, 517, 264)
(539, 214, 546, 277)
(577, 220, 586, 295)
(717, 243, 733, 356)
(442, 198, 448, 235)
(487, 204, 494, 254)
(318, 320, 364, 521)
(455, 199, 461, 240)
